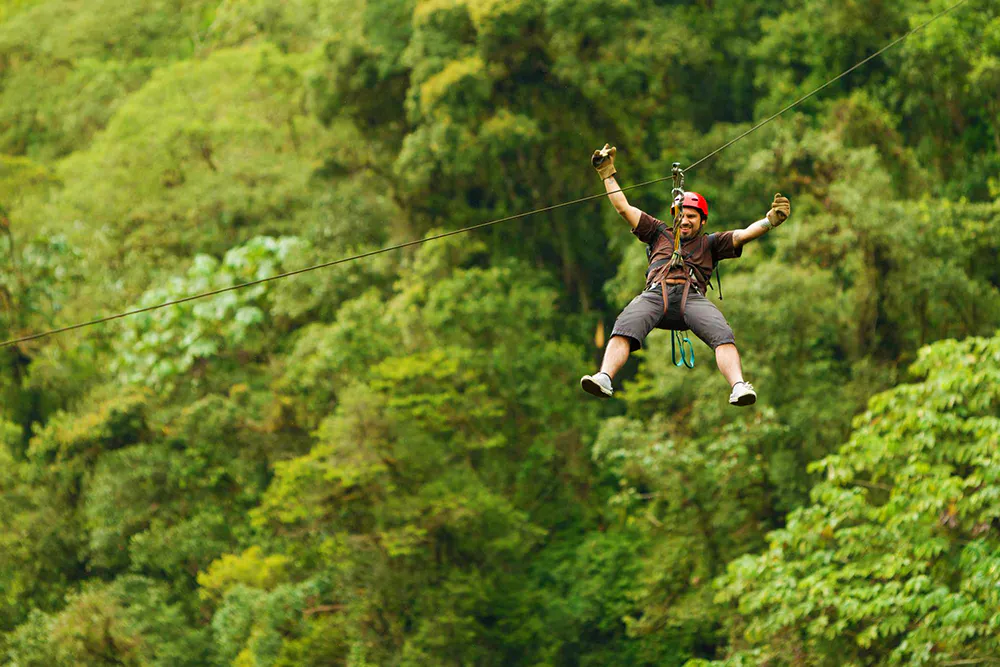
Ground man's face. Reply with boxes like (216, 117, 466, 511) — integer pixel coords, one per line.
(678, 207, 704, 239)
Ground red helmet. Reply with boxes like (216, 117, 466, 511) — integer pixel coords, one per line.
(671, 191, 709, 221)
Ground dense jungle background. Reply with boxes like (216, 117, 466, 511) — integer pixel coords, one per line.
(1, 0, 999, 664)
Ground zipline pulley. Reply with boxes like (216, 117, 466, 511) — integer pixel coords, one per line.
(671, 162, 685, 200)
(668, 163, 687, 270)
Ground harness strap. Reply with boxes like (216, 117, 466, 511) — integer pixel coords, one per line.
(645, 220, 720, 322)
(680, 279, 692, 319)
(651, 261, 699, 318)
(645, 223, 669, 261)
(646, 258, 671, 276)
(672, 329, 695, 368)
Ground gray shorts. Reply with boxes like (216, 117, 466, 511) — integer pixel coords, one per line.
(611, 284, 736, 352)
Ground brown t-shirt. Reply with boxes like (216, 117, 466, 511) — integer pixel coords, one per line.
(633, 211, 742, 292)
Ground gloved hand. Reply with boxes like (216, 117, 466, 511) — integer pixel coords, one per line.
(766, 193, 790, 226)
(592, 143, 617, 180)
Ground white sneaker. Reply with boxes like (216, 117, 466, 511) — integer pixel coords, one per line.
(580, 372, 614, 398)
(729, 381, 757, 406)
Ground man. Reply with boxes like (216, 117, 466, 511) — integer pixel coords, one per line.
(580, 144, 790, 406)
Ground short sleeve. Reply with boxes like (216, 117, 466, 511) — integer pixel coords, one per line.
(709, 231, 743, 261)
(632, 211, 664, 245)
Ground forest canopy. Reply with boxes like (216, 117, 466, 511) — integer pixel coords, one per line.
(1, 0, 998, 665)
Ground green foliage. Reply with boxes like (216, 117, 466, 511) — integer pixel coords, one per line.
(24, 43, 335, 313)
(200, 0, 352, 54)
(0, 154, 57, 204)
(197, 547, 291, 602)
(754, 0, 1000, 198)
(715, 333, 1000, 664)
(0, 419, 84, 630)
(208, 578, 346, 667)
(1, 389, 285, 648)
(5, 577, 212, 666)
(0, 57, 156, 160)
(0, 234, 81, 333)
(113, 236, 307, 391)
(0, 0, 218, 158)
(0, 392, 150, 629)
(2, 0, 999, 664)
(588, 412, 785, 662)
(239, 249, 599, 664)
(28, 389, 151, 464)
(0, 231, 85, 446)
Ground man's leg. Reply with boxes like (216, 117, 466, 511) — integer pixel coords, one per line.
(714, 343, 744, 387)
(581, 290, 661, 398)
(600, 335, 632, 380)
(683, 293, 756, 406)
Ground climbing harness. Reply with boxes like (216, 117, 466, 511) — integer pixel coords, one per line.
(646, 163, 726, 370)
(649, 163, 711, 370)
(667, 165, 698, 369)
(0, 0, 968, 350)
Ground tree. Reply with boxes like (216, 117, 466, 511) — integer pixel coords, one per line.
(226, 239, 600, 664)
(712, 333, 1000, 665)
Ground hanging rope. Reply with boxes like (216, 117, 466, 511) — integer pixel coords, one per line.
(0, 0, 968, 350)
(671, 330, 696, 369)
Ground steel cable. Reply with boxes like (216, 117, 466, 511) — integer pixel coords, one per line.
(0, 0, 967, 349)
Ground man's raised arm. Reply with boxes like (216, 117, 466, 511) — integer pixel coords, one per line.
(732, 193, 791, 248)
(592, 143, 641, 230)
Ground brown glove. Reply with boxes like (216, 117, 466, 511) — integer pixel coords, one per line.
(766, 193, 790, 226)
(591, 143, 617, 180)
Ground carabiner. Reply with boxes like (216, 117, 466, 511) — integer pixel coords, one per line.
(671, 162, 686, 205)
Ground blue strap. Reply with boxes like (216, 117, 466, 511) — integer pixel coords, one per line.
(671, 330, 695, 369)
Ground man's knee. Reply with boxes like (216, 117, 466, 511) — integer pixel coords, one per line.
(610, 334, 640, 353)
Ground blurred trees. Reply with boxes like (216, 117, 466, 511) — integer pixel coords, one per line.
(1, 0, 998, 665)
(712, 334, 1000, 665)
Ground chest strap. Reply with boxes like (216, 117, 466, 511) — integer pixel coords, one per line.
(645, 233, 714, 318)
(646, 258, 671, 276)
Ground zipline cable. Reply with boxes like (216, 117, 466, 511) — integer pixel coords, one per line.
(0, 192, 642, 347)
(684, 0, 969, 174)
(0, 0, 968, 350)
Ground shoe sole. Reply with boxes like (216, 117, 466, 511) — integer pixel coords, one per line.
(730, 393, 757, 407)
(581, 376, 613, 398)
